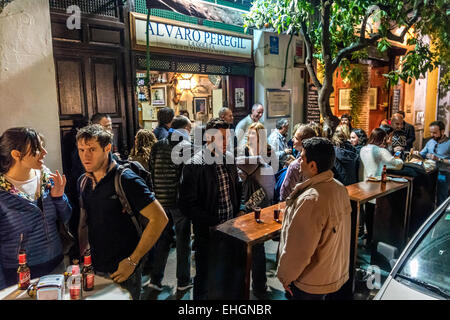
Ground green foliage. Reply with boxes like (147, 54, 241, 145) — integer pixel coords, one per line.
(244, 0, 450, 89)
(344, 65, 365, 126)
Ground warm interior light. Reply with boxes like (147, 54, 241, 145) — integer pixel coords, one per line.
(178, 79, 192, 90)
(181, 73, 193, 80)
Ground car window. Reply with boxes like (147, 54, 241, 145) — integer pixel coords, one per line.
(397, 205, 450, 297)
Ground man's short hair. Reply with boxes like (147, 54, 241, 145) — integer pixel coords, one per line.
(171, 115, 191, 130)
(301, 137, 335, 174)
(218, 107, 231, 119)
(90, 113, 110, 124)
(76, 124, 113, 148)
(157, 107, 175, 126)
(397, 111, 405, 118)
(276, 118, 289, 130)
(297, 124, 317, 140)
(205, 118, 229, 130)
(252, 103, 263, 112)
(430, 120, 445, 131)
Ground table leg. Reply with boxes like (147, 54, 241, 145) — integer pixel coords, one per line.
(244, 244, 252, 300)
(352, 202, 361, 294)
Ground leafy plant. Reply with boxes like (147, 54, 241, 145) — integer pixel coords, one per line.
(244, 0, 450, 133)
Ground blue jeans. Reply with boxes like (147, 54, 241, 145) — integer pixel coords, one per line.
(437, 171, 450, 206)
(149, 207, 192, 287)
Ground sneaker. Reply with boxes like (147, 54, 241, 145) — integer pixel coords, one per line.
(141, 275, 150, 287)
(147, 282, 163, 291)
(177, 281, 193, 291)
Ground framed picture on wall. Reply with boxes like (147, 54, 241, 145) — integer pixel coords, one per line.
(151, 85, 167, 106)
(193, 97, 208, 114)
(339, 88, 352, 110)
(266, 89, 291, 118)
(235, 88, 245, 108)
(369, 88, 378, 110)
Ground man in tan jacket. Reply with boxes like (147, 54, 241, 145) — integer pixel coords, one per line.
(277, 137, 351, 300)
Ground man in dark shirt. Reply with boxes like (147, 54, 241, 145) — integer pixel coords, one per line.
(179, 118, 243, 300)
(393, 111, 416, 151)
(76, 125, 168, 300)
(153, 107, 175, 141)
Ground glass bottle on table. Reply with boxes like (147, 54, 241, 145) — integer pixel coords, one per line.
(17, 233, 30, 290)
(381, 165, 387, 183)
(82, 250, 95, 291)
(17, 250, 30, 290)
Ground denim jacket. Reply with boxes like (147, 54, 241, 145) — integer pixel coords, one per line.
(0, 169, 72, 289)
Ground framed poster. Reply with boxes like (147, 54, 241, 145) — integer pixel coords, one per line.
(235, 88, 245, 108)
(369, 87, 378, 110)
(193, 97, 208, 114)
(151, 85, 167, 106)
(266, 89, 291, 118)
(141, 102, 157, 121)
(339, 88, 352, 110)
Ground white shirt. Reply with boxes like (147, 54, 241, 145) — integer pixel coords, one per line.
(359, 144, 403, 181)
(5, 169, 41, 201)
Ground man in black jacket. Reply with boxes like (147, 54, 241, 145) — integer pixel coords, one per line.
(179, 118, 242, 300)
(147, 115, 194, 292)
(392, 112, 416, 151)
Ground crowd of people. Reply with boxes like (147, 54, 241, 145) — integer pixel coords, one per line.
(0, 105, 449, 301)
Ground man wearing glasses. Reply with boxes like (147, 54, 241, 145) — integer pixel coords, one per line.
(416, 121, 450, 205)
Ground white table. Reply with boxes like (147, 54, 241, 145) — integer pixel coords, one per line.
(0, 274, 132, 300)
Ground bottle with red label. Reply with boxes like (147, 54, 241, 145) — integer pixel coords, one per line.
(381, 165, 387, 183)
(82, 250, 95, 291)
(17, 250, 31, 290)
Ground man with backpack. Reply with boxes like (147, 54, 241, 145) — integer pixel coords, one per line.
(76, 124, 168, 300)
(147, 115, 194, 292)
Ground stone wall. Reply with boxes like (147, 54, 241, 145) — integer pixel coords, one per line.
(0, 0, 62, 171)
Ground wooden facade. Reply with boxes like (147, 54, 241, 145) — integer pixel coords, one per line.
(50, 0, 135, 156)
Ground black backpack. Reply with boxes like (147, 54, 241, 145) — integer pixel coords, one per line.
(79, 160, 153, 237)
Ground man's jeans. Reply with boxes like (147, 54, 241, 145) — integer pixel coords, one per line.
(286, 283, 327, 300)
(437, 171, 450, 206)
(97, 262, 144, 300)
(149, 207, 192, 287)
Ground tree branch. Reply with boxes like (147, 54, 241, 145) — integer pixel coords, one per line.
(300, 20, 323, 90)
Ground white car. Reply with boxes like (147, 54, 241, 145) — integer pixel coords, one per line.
(375, 197, 450, 300)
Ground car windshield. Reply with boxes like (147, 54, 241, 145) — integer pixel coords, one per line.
(397, 204, 450, 298)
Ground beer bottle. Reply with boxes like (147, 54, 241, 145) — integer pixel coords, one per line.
(381, 165, 387, 183)
(17, 250, 31, 290)
(82, 250, 95, 291)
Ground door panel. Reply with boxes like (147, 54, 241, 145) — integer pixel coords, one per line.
(55, 58, 86, 118)
(92, 59, 121, 116)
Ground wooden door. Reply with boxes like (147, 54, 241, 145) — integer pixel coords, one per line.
(227, 75, 253, 125)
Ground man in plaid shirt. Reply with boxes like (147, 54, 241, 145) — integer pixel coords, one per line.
(179, 118, 243, 300)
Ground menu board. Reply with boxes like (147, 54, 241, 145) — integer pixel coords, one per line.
(392, 89, 401, 115)
(306, 84, 320, 123)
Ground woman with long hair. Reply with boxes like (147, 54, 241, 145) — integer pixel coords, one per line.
(359, 128, 403, 245)
(237, 122, 275, 297)
(0, 127, 72, 290)
(350, 128, 368, 155)
(128, 129, 157, 171)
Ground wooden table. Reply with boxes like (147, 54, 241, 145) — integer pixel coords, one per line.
(388, 168, 437, 241)
(0, 274, 131, 300)
(345, 179, 410, 294)
(214, 202, 286, 300)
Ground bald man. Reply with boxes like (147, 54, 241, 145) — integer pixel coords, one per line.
(391, 113, 415, 151)
(235, 103, 264, 148)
